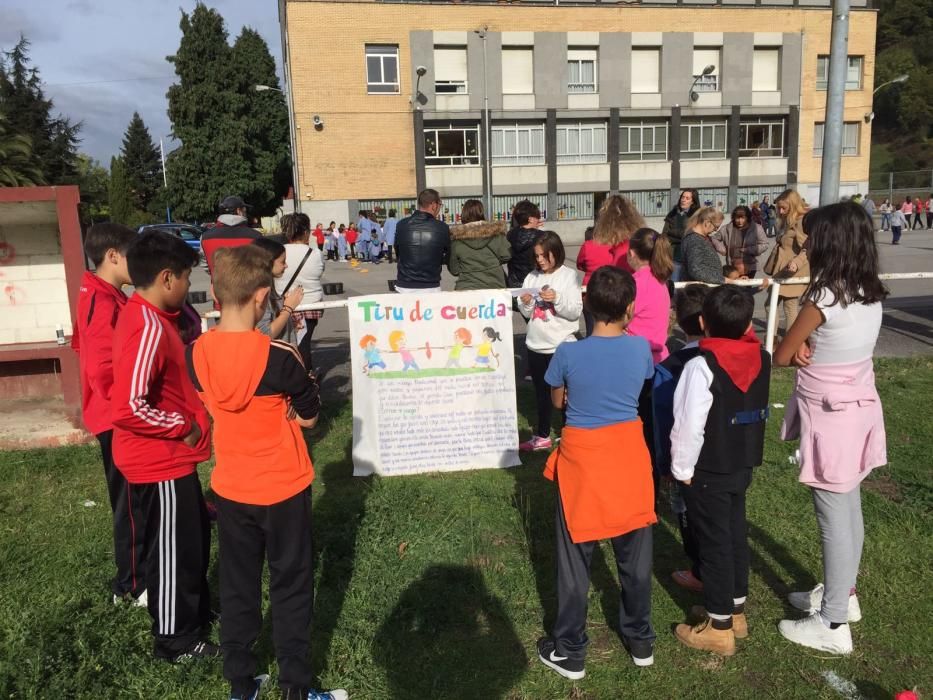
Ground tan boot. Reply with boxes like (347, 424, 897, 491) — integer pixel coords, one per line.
(689, 605, 748, 639)
(675, 619, 736, 656)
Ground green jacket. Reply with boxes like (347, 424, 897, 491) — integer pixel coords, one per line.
(447, 220, 512, 290)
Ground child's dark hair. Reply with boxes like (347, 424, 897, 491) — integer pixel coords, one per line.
(585, 266, 636, 324)
(84, 223, 137, 267)
(127, 230, 199, 288)
(675, 284, 709, 336)
(701, 285, 754, 339)
(628, 227, 673, 282)
(482, 327, 501, 342)
(722, 264, 739, 278)
(802, 201, 888, 308)
(533, 230, 565, 269)
(251, 236, 286, 262)
(511, 199, 541, 228)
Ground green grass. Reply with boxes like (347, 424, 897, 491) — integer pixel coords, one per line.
(1, 358, 931, 699)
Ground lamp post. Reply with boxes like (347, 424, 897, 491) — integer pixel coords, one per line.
(159, 135, 172, 223)
(474, 26, 492, 217)
(864, 73, 909, 123)
(254, 83, 302, 213)
(688, 65, 716, 103)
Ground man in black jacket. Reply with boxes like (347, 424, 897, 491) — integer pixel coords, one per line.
(201, 196, 261, 275)
(395, 189, 450, 293)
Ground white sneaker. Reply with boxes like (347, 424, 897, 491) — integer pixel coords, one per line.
(778, 612, 853, 654)
(787, 583, 861, 622)
(133, 589, 148, 608)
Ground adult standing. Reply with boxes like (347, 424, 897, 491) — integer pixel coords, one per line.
(506, 200, 545, 289)
(394, 189, 451, 293)
(201, 195, 260, 275)
(765, 189, 810, 337)
(900, 197, 913, 228)
(276, 213, 325, 369)
(861, 196, 875, 226)
(662, 189, 701, 281)
(711, 205, 769, 278)
(761, 195, 777, 237)
(912, 197, 925, 230)
(447, 199, 511, 291)
(681, 207, 726, 284)
(879, 199, 892, 231)
(383, 209, 398, 263)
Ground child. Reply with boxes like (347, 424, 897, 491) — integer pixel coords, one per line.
(73, 223, 147, 605)
(346, 223, 358, 259)
(651, 284, 709, 595)
(626, 228, 673, 363)
(537, 266, 657, 678)
(110, 230, 216, 661)
(518, 231, 583, 451)
(389, 330, 419, 371)
(722, 264, 742, 281)
(775, 202, 888, 655)
(473, 327, 501, 368)
(189, 246, 347, 700)
(361, 335, 387, 373)
(252, 238, 304, 350)
(446, 328, 471, 368)
(889, 207, 907, 245)
(671, 285, 771, 657)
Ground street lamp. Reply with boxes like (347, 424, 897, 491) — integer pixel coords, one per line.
(254, 83, 302, 213)
(864, 73, 909, 122)
(159, 134, 173, 223)
(689, 65, 716, 103)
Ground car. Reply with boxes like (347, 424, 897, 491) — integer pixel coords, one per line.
(137, 223, 204, 260)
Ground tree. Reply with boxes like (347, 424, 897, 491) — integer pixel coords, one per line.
(0, 113, 43, 187)
(165, 5, 289, 221)
(120, 112, 163, 215)
(71, 154, 110, 224)
(108, 156, 148, 227)
(0, 37, 80, 183)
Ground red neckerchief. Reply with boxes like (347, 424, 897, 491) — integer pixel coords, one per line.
(699, 330, 762, 392)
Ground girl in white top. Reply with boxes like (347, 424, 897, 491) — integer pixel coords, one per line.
(518, 231, 583, 451)
(276, 213, 325, 367)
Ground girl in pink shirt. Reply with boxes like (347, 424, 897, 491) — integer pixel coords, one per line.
(625, 228, 673, 363)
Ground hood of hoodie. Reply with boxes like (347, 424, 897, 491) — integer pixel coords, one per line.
(699, 331, 763, 392)
(450, 220, 508, 247)
(192, 328, 271, 411)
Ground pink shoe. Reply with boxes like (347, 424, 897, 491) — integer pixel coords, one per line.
(519, 435, 553, 452)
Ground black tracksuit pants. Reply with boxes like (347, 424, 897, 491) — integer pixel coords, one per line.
(130, 472, 212, 658)
(553, 492, 655, 660)
(682, 468, 752, 616)
(527, 349, 556, 439)
(97, 430, 147, 598)
(216, 488, 314, 697)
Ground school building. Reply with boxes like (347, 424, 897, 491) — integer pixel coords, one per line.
(278, 0, 876, 227)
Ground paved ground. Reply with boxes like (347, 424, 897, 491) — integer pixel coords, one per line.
(188, 227, 933, 401)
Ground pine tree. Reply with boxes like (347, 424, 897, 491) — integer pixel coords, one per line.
(72, 154, 110, 224)
(120, 112, 163, 214)
(0, 113, 43, 186)
(109, 156, 136, 226)
(0, 37, 80, 183)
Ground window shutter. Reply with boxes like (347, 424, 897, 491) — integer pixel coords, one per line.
(502, 48, 534, 94)
(631, 49, 660, 93)
(753, 49, 779, 91)
(434, 47, 467, 82)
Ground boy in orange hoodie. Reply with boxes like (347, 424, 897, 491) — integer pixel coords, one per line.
(188, 246, 346, 700)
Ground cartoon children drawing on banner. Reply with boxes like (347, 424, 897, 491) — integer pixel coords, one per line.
(390, 330, 420, 371)
(360, 334, 387, 374)
(446, 328, 472, 368)
(474, 327, 501, 368)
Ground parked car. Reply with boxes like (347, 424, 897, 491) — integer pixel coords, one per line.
(137, 224, 204, 260)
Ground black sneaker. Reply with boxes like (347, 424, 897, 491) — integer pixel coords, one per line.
(537, 636, 585, 680)
(622, 636, 655, 667)
(171, 640, 221, 663)
(230, 674, 270, 700)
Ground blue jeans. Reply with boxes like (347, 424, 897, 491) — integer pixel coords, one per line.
(881, 213, 890, 230)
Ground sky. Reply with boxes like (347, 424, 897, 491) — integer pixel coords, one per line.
(2, 0, 283, 165)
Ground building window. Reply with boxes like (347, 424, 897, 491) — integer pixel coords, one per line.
(739, 118, 786, 157)
(681, 120, 727, 159)
(556, 121, 607, 164)
(434, 45, 468, 94)
(365, 44, 399, 94)
(491, 122, 545, 165)
(813, 122, 860, 157)
(816, 56, 863, 91)
(752, 48, 780, 92)
(424, 123, 480, 166)
(567, 48, 597, 93)
(631, 49, 660, 94)
(692, 48, 721, 93)
(502, 47, 534, 95)
(619, 121, 668, 161)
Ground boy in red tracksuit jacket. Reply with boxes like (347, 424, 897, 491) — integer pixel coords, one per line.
(73, 223, 147, 606)
(111, 230, 218, 663)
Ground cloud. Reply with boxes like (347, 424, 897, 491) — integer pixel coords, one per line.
(0, 8, 61, 44)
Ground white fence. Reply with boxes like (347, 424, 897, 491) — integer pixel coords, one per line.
(203, 272, 933, 355)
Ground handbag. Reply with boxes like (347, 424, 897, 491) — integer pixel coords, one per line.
(762, 243, 781, 276)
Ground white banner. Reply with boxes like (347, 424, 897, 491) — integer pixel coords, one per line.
(348, 290, 521, 476)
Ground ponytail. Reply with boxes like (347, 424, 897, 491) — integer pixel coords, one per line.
(629, 227, 673, 283)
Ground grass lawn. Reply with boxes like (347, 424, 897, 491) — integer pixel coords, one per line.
(0, 358, 930, 699)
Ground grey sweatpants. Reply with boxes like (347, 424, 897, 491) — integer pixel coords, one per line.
(812, 485, 864, 624)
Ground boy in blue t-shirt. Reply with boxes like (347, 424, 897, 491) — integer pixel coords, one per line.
(537, 266, 657, 679)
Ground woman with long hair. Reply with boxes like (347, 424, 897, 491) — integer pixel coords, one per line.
(680, 207, 725, 284)
(661, 188, 701, 281)
(278, 212, 325, 369)
(626, 228, 674, 363)
(768, 189, 810, 337)
(774, 202, 888, 655)
(447, 199, 511, 290)
(711, 205, 769, 278)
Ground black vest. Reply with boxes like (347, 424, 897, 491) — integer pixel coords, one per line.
(695, 348, 771, 475)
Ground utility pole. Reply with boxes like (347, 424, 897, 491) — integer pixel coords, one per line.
(818, 0, 850, 206)
(159, 136, 171, 223)
(475, 26, 492, 218)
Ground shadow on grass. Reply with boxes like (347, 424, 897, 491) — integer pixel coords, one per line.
(748, 521, 813, 600)
(372, 564, 527, 699)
